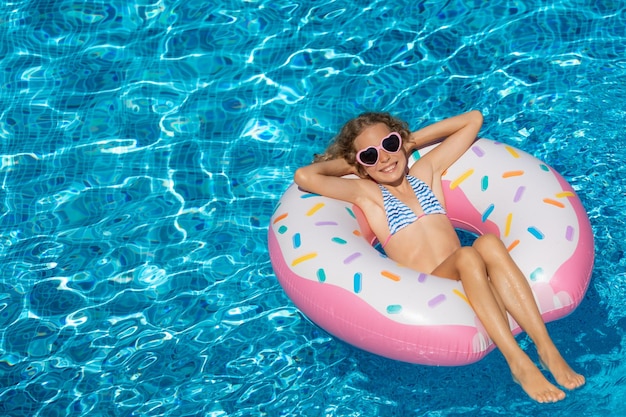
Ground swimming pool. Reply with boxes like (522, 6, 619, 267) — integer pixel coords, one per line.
(0, 0, 624, 415)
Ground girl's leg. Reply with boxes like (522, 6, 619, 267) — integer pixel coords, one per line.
(472, 234, 585, 390)
(431, 246, 566, 403)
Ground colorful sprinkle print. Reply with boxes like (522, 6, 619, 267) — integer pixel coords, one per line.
(507, 239, 520, 252)
(317, 269, 327, 283)
(530, 267, 544, 281)
(293, 233, 301, 248)
(315, 221, 338, 226)
(306, 203, 324, 216)
(273, 213, 288, 224)
(450, 169, 474, 189)
(481, 175, 489, 191)
(353, 273, 362, 293)
(453, 289, 470, 305)
(381, 270, 401, 282)
(505, 213, 513, 237)
(505, 146, 520, 158)
(527, 226, 545, 240)
(482, 204, 495, 222)
(291, 252, 317, 267)
(543, 198, 565, 208)
(472, 145, 485, 157)
(502, 170, 524, 178)
(343, 252, 362, 264)
(387, 305, 402, 314)
(428, 294, 446, 308)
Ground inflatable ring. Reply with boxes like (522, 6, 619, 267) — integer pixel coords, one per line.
(268, 139, 594, 366)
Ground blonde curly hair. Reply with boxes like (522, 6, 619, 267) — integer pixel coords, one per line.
(314, 112, 411, 176)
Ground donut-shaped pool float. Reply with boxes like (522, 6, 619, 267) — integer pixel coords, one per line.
(268, 138, 594, 366)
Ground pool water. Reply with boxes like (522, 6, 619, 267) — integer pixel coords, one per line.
(1, 1, 625, 416)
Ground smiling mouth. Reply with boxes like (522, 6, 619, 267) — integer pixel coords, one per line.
(379, 162, 397, 173)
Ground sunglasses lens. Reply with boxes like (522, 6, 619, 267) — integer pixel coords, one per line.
(358, 148, 378, 165)
(382, 133, 401, 153)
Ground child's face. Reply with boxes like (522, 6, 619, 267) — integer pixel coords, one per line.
(354, 123, 407, 182)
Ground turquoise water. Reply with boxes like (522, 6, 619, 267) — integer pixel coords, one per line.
(0, 1, 625, 416)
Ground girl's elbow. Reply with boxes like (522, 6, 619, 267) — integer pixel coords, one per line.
(293, 167, 309, 187)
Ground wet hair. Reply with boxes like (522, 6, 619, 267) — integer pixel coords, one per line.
(314, 112, 411, 176)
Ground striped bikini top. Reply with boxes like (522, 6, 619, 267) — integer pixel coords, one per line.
(378, 175, 446, 247)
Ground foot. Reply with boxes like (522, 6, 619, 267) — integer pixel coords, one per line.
(511, 356, 566, 403)
(539, 350, 586, 391)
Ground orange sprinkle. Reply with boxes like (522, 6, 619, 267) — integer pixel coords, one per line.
(273, 213, 288, 224)
(507, 239, 520, 252)
(306, 203, 324, 216)
(291, 252, 317, 266)
(543, 198, 565, 208)
(505, 213, 513, 237)
(450, 169, 474, 189)
(453, 289, 470, 305)
(353, 229, 361, 236)
(556, 191, 575, 198)
(381, 270, 400, 282)
(505, 146, 520, 158)
(502, 170, 524, 178)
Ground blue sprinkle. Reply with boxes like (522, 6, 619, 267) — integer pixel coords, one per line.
(481, 175, 489, 191)
(527, 226, 545, 240)
(278, 225, 288, 234)
(387, 305, 402, 314)
(482, 204, 495, 222)
(331, 237, 347, 244)
(293, 233, 301, 248)
(317, 269, 326, 283)
(530, 267, 543, 281)
(353, 273, 362, 293)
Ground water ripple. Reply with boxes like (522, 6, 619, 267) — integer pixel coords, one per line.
(1, 1, 626, 416)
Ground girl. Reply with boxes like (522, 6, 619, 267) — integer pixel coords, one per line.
(294, 110, 585, 403)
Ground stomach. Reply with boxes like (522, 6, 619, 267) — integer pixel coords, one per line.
(383, 214, 461, 274)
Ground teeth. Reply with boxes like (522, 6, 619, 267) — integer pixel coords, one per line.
(381, 163, 395, 173)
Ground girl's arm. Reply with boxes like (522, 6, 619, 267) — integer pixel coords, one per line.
(407, 110, 483, 174)
(293, 158, 367, 204)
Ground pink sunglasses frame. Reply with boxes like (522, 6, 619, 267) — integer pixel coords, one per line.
(355, 132, 403, 166)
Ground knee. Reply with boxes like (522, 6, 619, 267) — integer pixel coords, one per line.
(455, 246, 486, 271)
(473, 234, 507, 260)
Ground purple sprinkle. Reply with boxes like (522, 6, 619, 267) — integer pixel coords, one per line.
(418, 273, 427, 283)
(513, 186, 525, 203)
(566, 225, 574, 241)
(315, 221, 338, 226)
(471, 146, 485, 157)
(428, 294, 446, 308)
(343, 252, 362, 264)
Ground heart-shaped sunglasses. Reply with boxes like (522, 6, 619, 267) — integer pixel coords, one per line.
(355, 132, 403, 166)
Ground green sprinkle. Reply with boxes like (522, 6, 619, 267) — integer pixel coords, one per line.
(387, 305, 402, 314)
